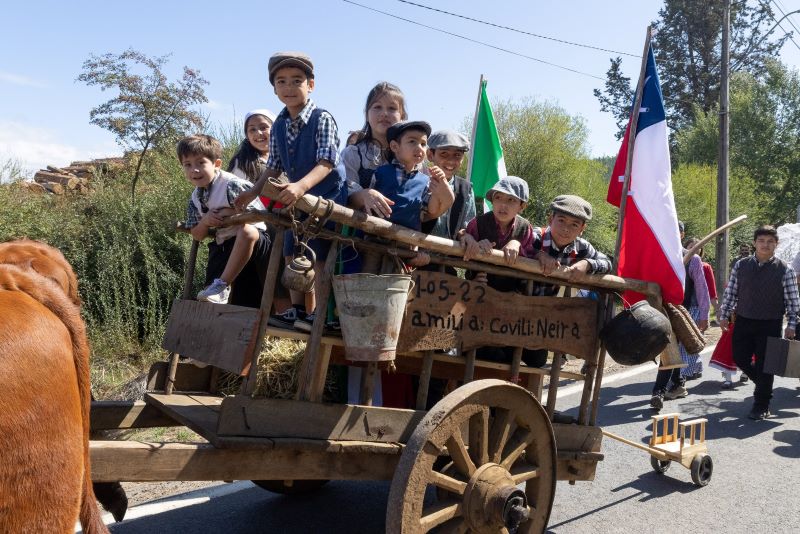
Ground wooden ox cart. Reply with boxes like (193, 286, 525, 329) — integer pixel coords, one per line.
(89, 184, 677, 533)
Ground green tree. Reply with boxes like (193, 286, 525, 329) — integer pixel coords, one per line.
(78, 49, 208, 197)
(594, 0, 787, 138)
(486, 98, 616, 252)
(676, 60, 800, 223)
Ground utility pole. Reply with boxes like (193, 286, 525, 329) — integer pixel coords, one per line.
(715, 0, 730, 297)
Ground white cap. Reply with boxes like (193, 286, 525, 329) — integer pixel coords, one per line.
(244, 109, 277, 129)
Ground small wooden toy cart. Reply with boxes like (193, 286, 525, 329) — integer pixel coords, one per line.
(89, 185, 679, 533)
(602, 413, 713, 487)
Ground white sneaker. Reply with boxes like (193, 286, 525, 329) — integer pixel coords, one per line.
(197, 278, 230, 304)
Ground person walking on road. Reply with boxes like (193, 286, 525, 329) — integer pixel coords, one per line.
(719, 225, 799, 420)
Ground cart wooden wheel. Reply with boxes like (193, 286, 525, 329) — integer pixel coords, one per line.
(386, 379, 557, 534)
(690, 454, 713, 487)
(251, 479, 329, 495)
(649, 456, 671, 474)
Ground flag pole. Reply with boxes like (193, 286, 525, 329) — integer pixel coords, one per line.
(467, 75, 484, 213)
(612, 26, 653, 275)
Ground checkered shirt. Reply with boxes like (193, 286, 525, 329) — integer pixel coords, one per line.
(719, 258, 799, 329)
(266, 99, 339, 173)
(185, 172, 252, 229)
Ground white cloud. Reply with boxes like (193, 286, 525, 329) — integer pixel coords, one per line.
(0, 71, 47, 89)
(0, 120, 117, 177)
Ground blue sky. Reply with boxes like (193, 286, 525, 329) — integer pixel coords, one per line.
(2, 0, 800, 175)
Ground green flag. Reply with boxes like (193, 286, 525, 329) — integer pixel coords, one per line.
(469, 80, 506, 199)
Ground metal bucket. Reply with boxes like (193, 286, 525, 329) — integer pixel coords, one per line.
(332, 273, 413, 361)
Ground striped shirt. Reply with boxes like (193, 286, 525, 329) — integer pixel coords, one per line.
(266, 99, 339, 172)
(719, 256, 799, 329)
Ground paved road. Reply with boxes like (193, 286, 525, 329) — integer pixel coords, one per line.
(103, 351, 800, 533)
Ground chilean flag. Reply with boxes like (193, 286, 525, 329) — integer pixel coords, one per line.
(607, 45, 685, 306)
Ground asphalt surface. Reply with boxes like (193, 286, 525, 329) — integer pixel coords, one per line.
(102, 351, 800, 534)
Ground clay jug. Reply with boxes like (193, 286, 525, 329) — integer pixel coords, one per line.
(281, 242, 316, 293)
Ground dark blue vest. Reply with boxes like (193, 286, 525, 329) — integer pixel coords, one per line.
(274, 107, 345, 200)
(373, 163, 429, 230)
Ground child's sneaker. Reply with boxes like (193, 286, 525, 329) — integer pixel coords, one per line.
(294, 311, 315, 333)
(268, 307, 302, 329)
(197, 279, 230, 304)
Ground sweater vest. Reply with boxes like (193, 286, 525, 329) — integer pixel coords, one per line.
(274, 107, 345, 200)
(191, 171, 265, 244)
(373, 164, 429, 231)
(735, 256, 788, 320)
(472, 212, 531, 293)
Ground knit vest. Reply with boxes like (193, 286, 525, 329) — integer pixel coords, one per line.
(191, 171, 265, 244)
(372, 164, 429, 231)
(735, 256, 788, 320)
(472, 212, 531, 293)
(274, 107, 344, 200)
(420, 175, 472, 239)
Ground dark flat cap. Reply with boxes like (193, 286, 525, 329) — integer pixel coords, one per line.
(550, 194, 592, 221)
(268, 51, 314, 84)
(386, 120, 432, 144)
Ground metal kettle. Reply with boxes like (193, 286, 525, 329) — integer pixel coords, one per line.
(281, 242, 316, 293)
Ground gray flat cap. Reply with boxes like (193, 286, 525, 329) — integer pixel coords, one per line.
(550, 194, 592, 221)
(268, 51, 314, 84)
(386, 120, 432, 144)
(487, 176, 529, 203)
(428, 130, 470, 151)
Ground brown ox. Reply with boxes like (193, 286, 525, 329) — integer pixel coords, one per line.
(0, 240, 108, 533)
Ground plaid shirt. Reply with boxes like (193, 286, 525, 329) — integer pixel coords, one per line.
(530, 227, 612, 296)
(185, 172, 253, 229)
(719, 257, 799, 329)
(266, 99, 339, 173)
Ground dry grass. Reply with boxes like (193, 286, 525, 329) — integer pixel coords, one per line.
(216, 337, 340, 400)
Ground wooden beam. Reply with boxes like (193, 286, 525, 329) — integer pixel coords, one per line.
(90, 440, 399, 482)
(91, 401, 180, 431)
(145, 393, 223, 445)
(226, 195, 661, 299)
(216, 396, 424, 444)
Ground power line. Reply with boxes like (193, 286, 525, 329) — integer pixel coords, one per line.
(761, 0, 800, 52)
(773, 0, 800, 36)
(341, 0, 606, 80)
(395, 0, 641, 59)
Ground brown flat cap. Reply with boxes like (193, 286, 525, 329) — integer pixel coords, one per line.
(550, 194, 592, 221)
(268, 51, 314, 84)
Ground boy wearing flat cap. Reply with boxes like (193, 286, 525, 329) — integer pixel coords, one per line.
(422, 130, 476, 242)
(235, 51, 346, 332)
(460, 175, 548, 368)
(533, 194, 611, 296)
(360, 120, 453, 272)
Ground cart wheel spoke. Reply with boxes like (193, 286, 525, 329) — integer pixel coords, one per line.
(436, 517, 469, 534)
(468, 407, 490, 466)
(509, 460, 540, 484)
(500, 428, 534, 470)
(446, 432, 476, 477)
(386, 380, 557, 534)
(488, 407, 513, 463)
(419, 500, 463, 531)
(430, 469, 468, 496)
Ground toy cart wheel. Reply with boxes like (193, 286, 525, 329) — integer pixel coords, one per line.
(649, 456, 671, 474)
(251, 479, 329, 495)
(386, 379, 557, 533)
(690, 454, 713, 487)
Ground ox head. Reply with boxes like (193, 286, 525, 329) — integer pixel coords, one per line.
(0, 239, 80, 306)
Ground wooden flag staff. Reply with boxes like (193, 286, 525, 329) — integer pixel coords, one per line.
(611, 26, 654, 273)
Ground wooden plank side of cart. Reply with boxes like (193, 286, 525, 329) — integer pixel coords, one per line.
(90, 391, 602, 483)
